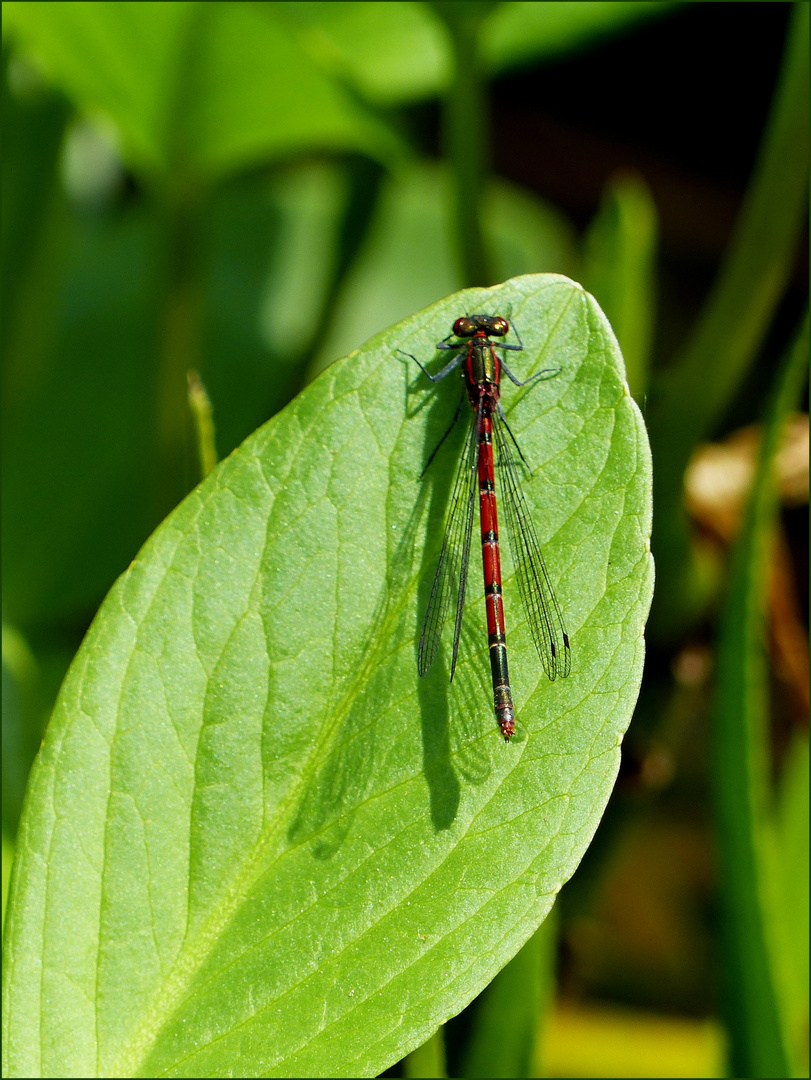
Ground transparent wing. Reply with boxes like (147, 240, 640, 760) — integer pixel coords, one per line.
(493, 411, 571, 680)
(418, 411, 480, 681)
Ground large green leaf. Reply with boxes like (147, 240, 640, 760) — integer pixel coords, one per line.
(2, 275, 653, 1078)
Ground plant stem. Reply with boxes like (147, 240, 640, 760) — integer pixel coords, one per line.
(432, 2, 498, 287)
(403, 1025, 446, 1078)
(711, 316, 808, 1078)
(187, 369, 217, 479)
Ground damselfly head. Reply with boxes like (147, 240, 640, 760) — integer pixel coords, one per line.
(452, 314, 510, 338)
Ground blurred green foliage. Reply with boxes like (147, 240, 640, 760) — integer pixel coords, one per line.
(712, 319, 808, 1079)
(2, 2, 807, 1078)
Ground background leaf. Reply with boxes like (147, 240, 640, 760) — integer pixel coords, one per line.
(3, 1, 404, 180)
(483, 1, 681, 74)
(2, 274, 653, 1078)
(711, 320, 808, 1078)
(274, 1, 680, 107)
(582, 171, 657, 402)
(308, 161, 579, 378)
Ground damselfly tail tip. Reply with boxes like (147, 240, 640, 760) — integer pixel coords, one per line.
(497, 707, 515, 741)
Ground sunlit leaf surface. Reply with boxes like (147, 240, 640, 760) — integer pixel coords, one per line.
(2, 275, 653, 1078)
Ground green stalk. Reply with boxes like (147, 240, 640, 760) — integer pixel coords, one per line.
(153, 181, 206, 509)
(186, 369, 217, 479)
(431, 2, 498, 287)
(461, 907, 558, 1077)
(404, 1025, 447, 1078)
(711, 316, 808, 1078)
(153, 3, 209, 508)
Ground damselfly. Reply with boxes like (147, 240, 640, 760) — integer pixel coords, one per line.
(407, 314, 570, 740)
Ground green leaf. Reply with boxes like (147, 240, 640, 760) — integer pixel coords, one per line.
(583, 171, 657, 402)
(711, 317, 808, 1079)
(2, 164, 348, 629)
(3, 198, 161, 627)
(3, 1, 193, 175)
(3, 1, 403, 182)
(275, 1, 450, 107)
(484, 1, 682, 74)
(773, 731, 810, 1076)
(274, 1, 680, 107)
(1, 47, 71, 341)
(2, 275, 653, 1078)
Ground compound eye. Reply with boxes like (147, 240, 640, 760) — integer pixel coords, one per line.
(491, 317, 509, 336)
(453, 317, 475, 337)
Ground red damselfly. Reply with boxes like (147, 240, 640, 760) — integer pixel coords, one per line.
(407, 314, 570, 741)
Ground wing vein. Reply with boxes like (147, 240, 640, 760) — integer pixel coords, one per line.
(493, 412, 570, 680)
(418, 406, 480, 679)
